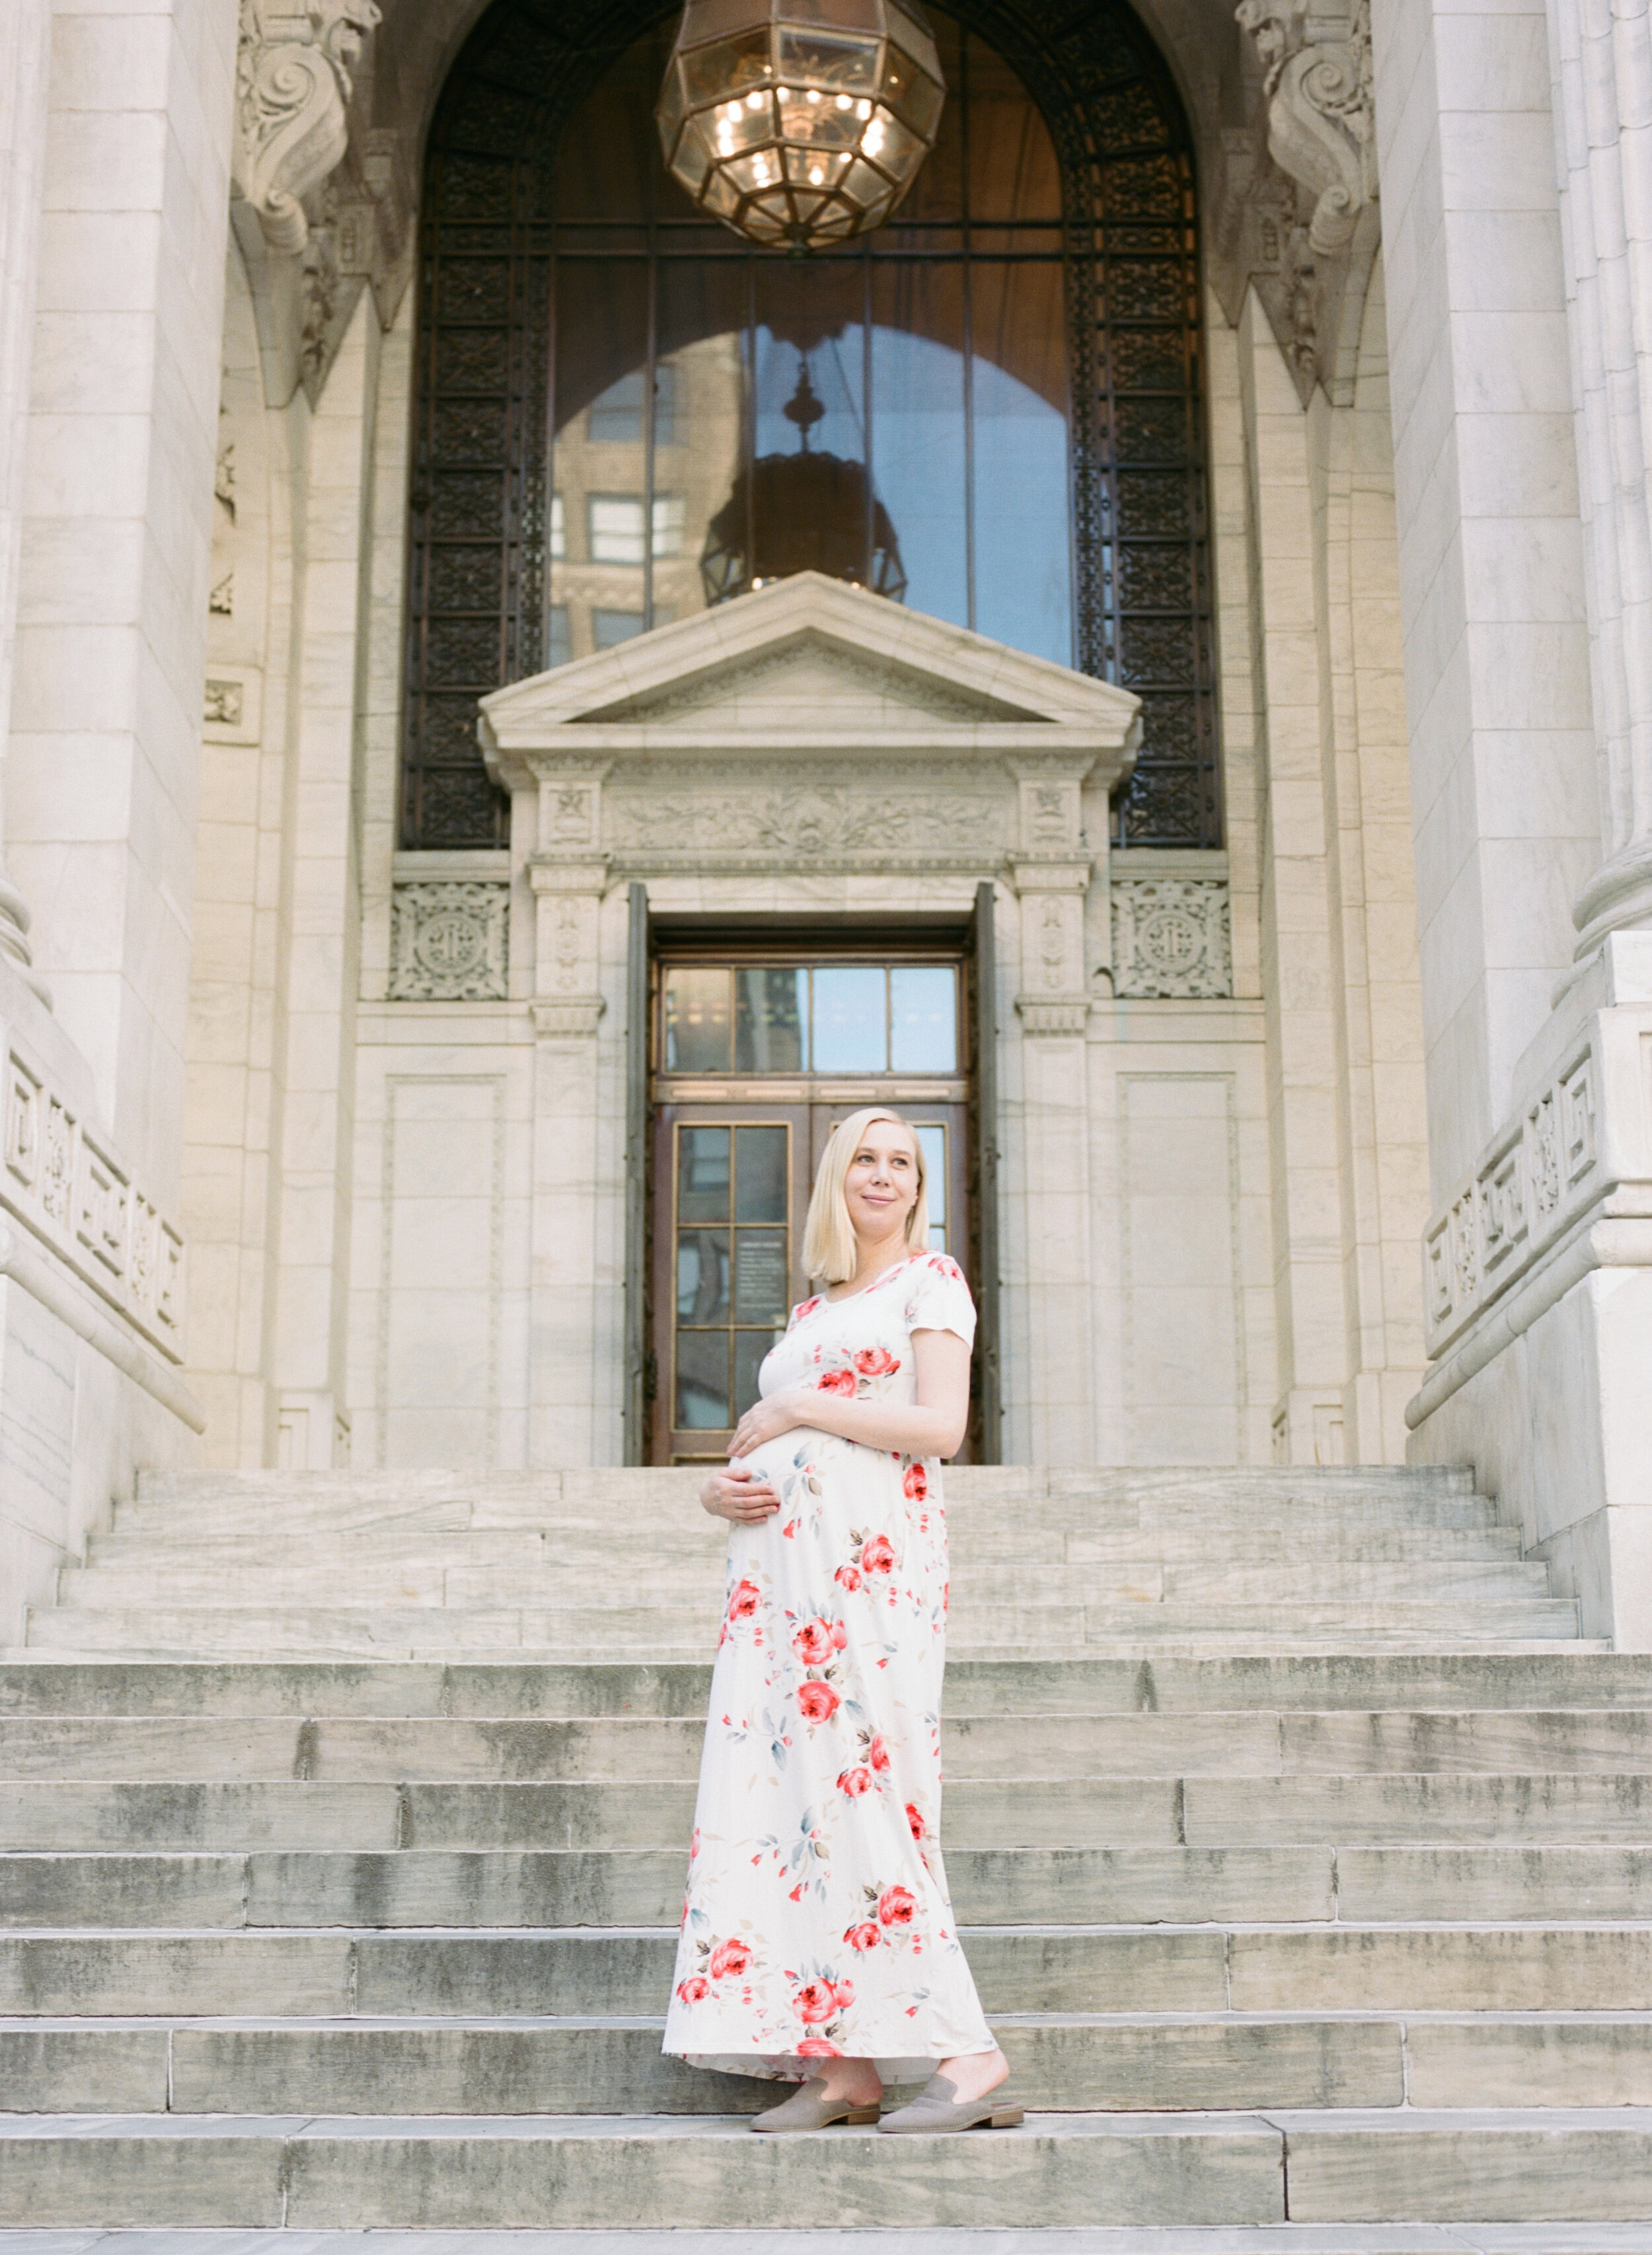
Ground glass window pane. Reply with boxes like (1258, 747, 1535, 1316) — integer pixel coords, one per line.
(870, 270, 967, 630)
(676, 1330, 731, 1428)
(971, 262, 1072, 665)
(734, 968, 806, 1072)
(677, 1123, 732, 1220)
(547, 605, 570, 667)
(732, 1330, 777, 1422)
(890, 966, 957, 1071)
(810, 965, 887, 1072)
(593, 607, 645, 647)
(928, 1222, 948, 1252)
(733, 1228, 790, 1322)
(589, 494, 647, 564)
(677, 1230, 732, 1323)
(734, 1125, 788, 1221)
(588, 371, 646, 443)
(664, 971, 732, 1073)
(915, 1124, 946, 1222)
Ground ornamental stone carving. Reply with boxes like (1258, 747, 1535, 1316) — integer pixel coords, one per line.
(390, 883, 509, 1002)
(232, 0, 381, 256)
(1112, 878, 1232, 999)
(1234, 0, 1374, 257)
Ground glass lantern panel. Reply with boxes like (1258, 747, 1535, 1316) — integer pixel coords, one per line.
(701, 166, 741, 215)
(811, 201, 858, 237)
(657, 60, 687, 145)
(681, 0, 772, 44)
(841, 155, 893, 203)
(775, 28, 881, 90)
(784, 145, 851, 186)
(681, 30, 775, 106)
(727, 150, 785, 193)
(882, 45, 943, 137)
(708, 92, 781, 157)
(860, 104, 924, 178)
(885, 3, 942, 81)
(669, 122, 714, 194)
(773, 0, 881, 22)
(777, 87, 864, 146)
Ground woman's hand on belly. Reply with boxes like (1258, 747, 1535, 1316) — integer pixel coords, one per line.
(700, 1463, 782, 1524)
(728, 1388, 811, 1461)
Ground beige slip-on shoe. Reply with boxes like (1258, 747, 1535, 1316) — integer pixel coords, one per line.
(750, 2076, 883, 2131)
(876, 2071, 1024, 2133)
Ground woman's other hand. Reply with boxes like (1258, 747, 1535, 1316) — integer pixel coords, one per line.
(700, 1465, 782, 1523)
(728, 1389, 807, 1461)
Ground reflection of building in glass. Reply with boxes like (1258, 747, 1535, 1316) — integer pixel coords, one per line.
(548, 337, 743, 664)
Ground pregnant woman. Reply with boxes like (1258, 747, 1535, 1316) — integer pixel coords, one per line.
(662, 1107, 1018, 2134)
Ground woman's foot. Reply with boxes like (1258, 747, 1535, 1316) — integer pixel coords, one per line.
(810, 2059, 883, 2108)
(934, 2046, 1009, 2106)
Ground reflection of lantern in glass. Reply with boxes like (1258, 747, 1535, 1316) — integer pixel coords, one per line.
(656, 0, 946, 251)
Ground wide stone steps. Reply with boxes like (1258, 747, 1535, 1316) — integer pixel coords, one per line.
(7, 2108, 1652, 2228)
(5, 1465, 1650, 2230)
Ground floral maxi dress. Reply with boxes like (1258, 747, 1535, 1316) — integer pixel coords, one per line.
(662, 1251, 996, 2083)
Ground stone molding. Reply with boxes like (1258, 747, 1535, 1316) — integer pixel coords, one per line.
(1, 1033, 186, 1364)
(1111, 877, 1233, 998)
(389, 881, 509, 1002)
(1413, 938, 1652, 1409)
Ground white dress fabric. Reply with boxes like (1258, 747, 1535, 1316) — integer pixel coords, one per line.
(662, 1249, 996, 2083)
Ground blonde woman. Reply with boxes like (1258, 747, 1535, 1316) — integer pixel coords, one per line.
(661, 1107, 1017, 2134)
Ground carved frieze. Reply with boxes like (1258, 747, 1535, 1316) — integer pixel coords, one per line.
(607, 773, 1008, 870)
(2, 1045, 184, 1358)
(1111, 877, 1233, 999)
(389, 882, 509, 1002)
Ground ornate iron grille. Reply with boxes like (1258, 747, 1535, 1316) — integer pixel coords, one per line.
(405, 0, 1216, 848)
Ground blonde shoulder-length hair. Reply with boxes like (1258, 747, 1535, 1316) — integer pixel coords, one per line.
(802, 1107, 930, 1285)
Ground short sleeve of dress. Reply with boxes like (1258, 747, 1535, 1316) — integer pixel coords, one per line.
(903, 1253, 977, 1350)
(784, 1293, 823, 1336)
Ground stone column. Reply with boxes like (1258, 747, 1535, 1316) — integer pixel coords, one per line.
(8, 0, 238, 1201)
(1548, 0, 1652, 953)
(0, 0, 52, 991)
(1008, 758, 1098, 1463)
(1370, 0, 1600, 1195)
(525, 762, 615, 1466)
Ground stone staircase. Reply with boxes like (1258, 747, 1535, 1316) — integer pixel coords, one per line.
(3, 1463, 1652, 2230)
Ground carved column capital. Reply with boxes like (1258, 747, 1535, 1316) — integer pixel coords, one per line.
(232, 0, 381, 256)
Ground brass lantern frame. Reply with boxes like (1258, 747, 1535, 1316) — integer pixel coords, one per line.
(656, 0, 946, 250)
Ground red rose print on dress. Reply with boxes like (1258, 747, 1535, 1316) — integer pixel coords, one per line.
(854, 1348, 899, 1377)
(831, 1977, 855, 2009)
(837, 1765, 873, 1796)
(878, 1884, 917, 1927)
(792, 1618, 835, 1665)
(676, 1975, 709, 2004)
(860, 1532, 897, 1574)
(868, 1734, 891, 1772)
(794, 1979, 837, 2024)
(844, 1921, 881, 1951)
(708, 1938, 751, 1980)
(797, 2037, 844, 2057)
(903, 1461, 928, 1502)
(817, 1368, 857, 1395)
(906, 1801, 927, 1841)
(835, 1563, 862, 1592)
(727, 1580, 761, 1622)
(798, 1680, 840, 1724)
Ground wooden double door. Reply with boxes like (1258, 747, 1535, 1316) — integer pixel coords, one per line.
(648, 1095, 969, 1465)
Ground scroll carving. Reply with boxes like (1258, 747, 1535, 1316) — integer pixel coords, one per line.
(232, 0, 382, 257)
(1235, 0, 1374, 256)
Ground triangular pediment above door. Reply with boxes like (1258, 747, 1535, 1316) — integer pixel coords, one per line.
(479, 572, 1141, 778)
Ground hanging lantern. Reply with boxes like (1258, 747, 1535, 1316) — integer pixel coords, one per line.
(656, 0, 946, 251)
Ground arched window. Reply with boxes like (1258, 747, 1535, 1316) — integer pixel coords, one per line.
(404, 0, 1215, 849)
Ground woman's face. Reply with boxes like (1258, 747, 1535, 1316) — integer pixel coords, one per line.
(843, 1121, 920, 1248)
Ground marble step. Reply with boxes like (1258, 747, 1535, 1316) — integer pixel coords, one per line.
(10, 1707, 1652, 1783)
(9, 1769, 1652, 1851)
(9, 1841, 1652, 1929)
(3, 1923, 1650, 2018)
(6, 2108, 1652, 2229)
(19, 1600, 1587, 1660)
(5, 1654, 1646, 1715)
(48, 1560, 1556, 1609)
(85, 1522, 1528, 1567)
(17, 2010, 1652, 2116)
